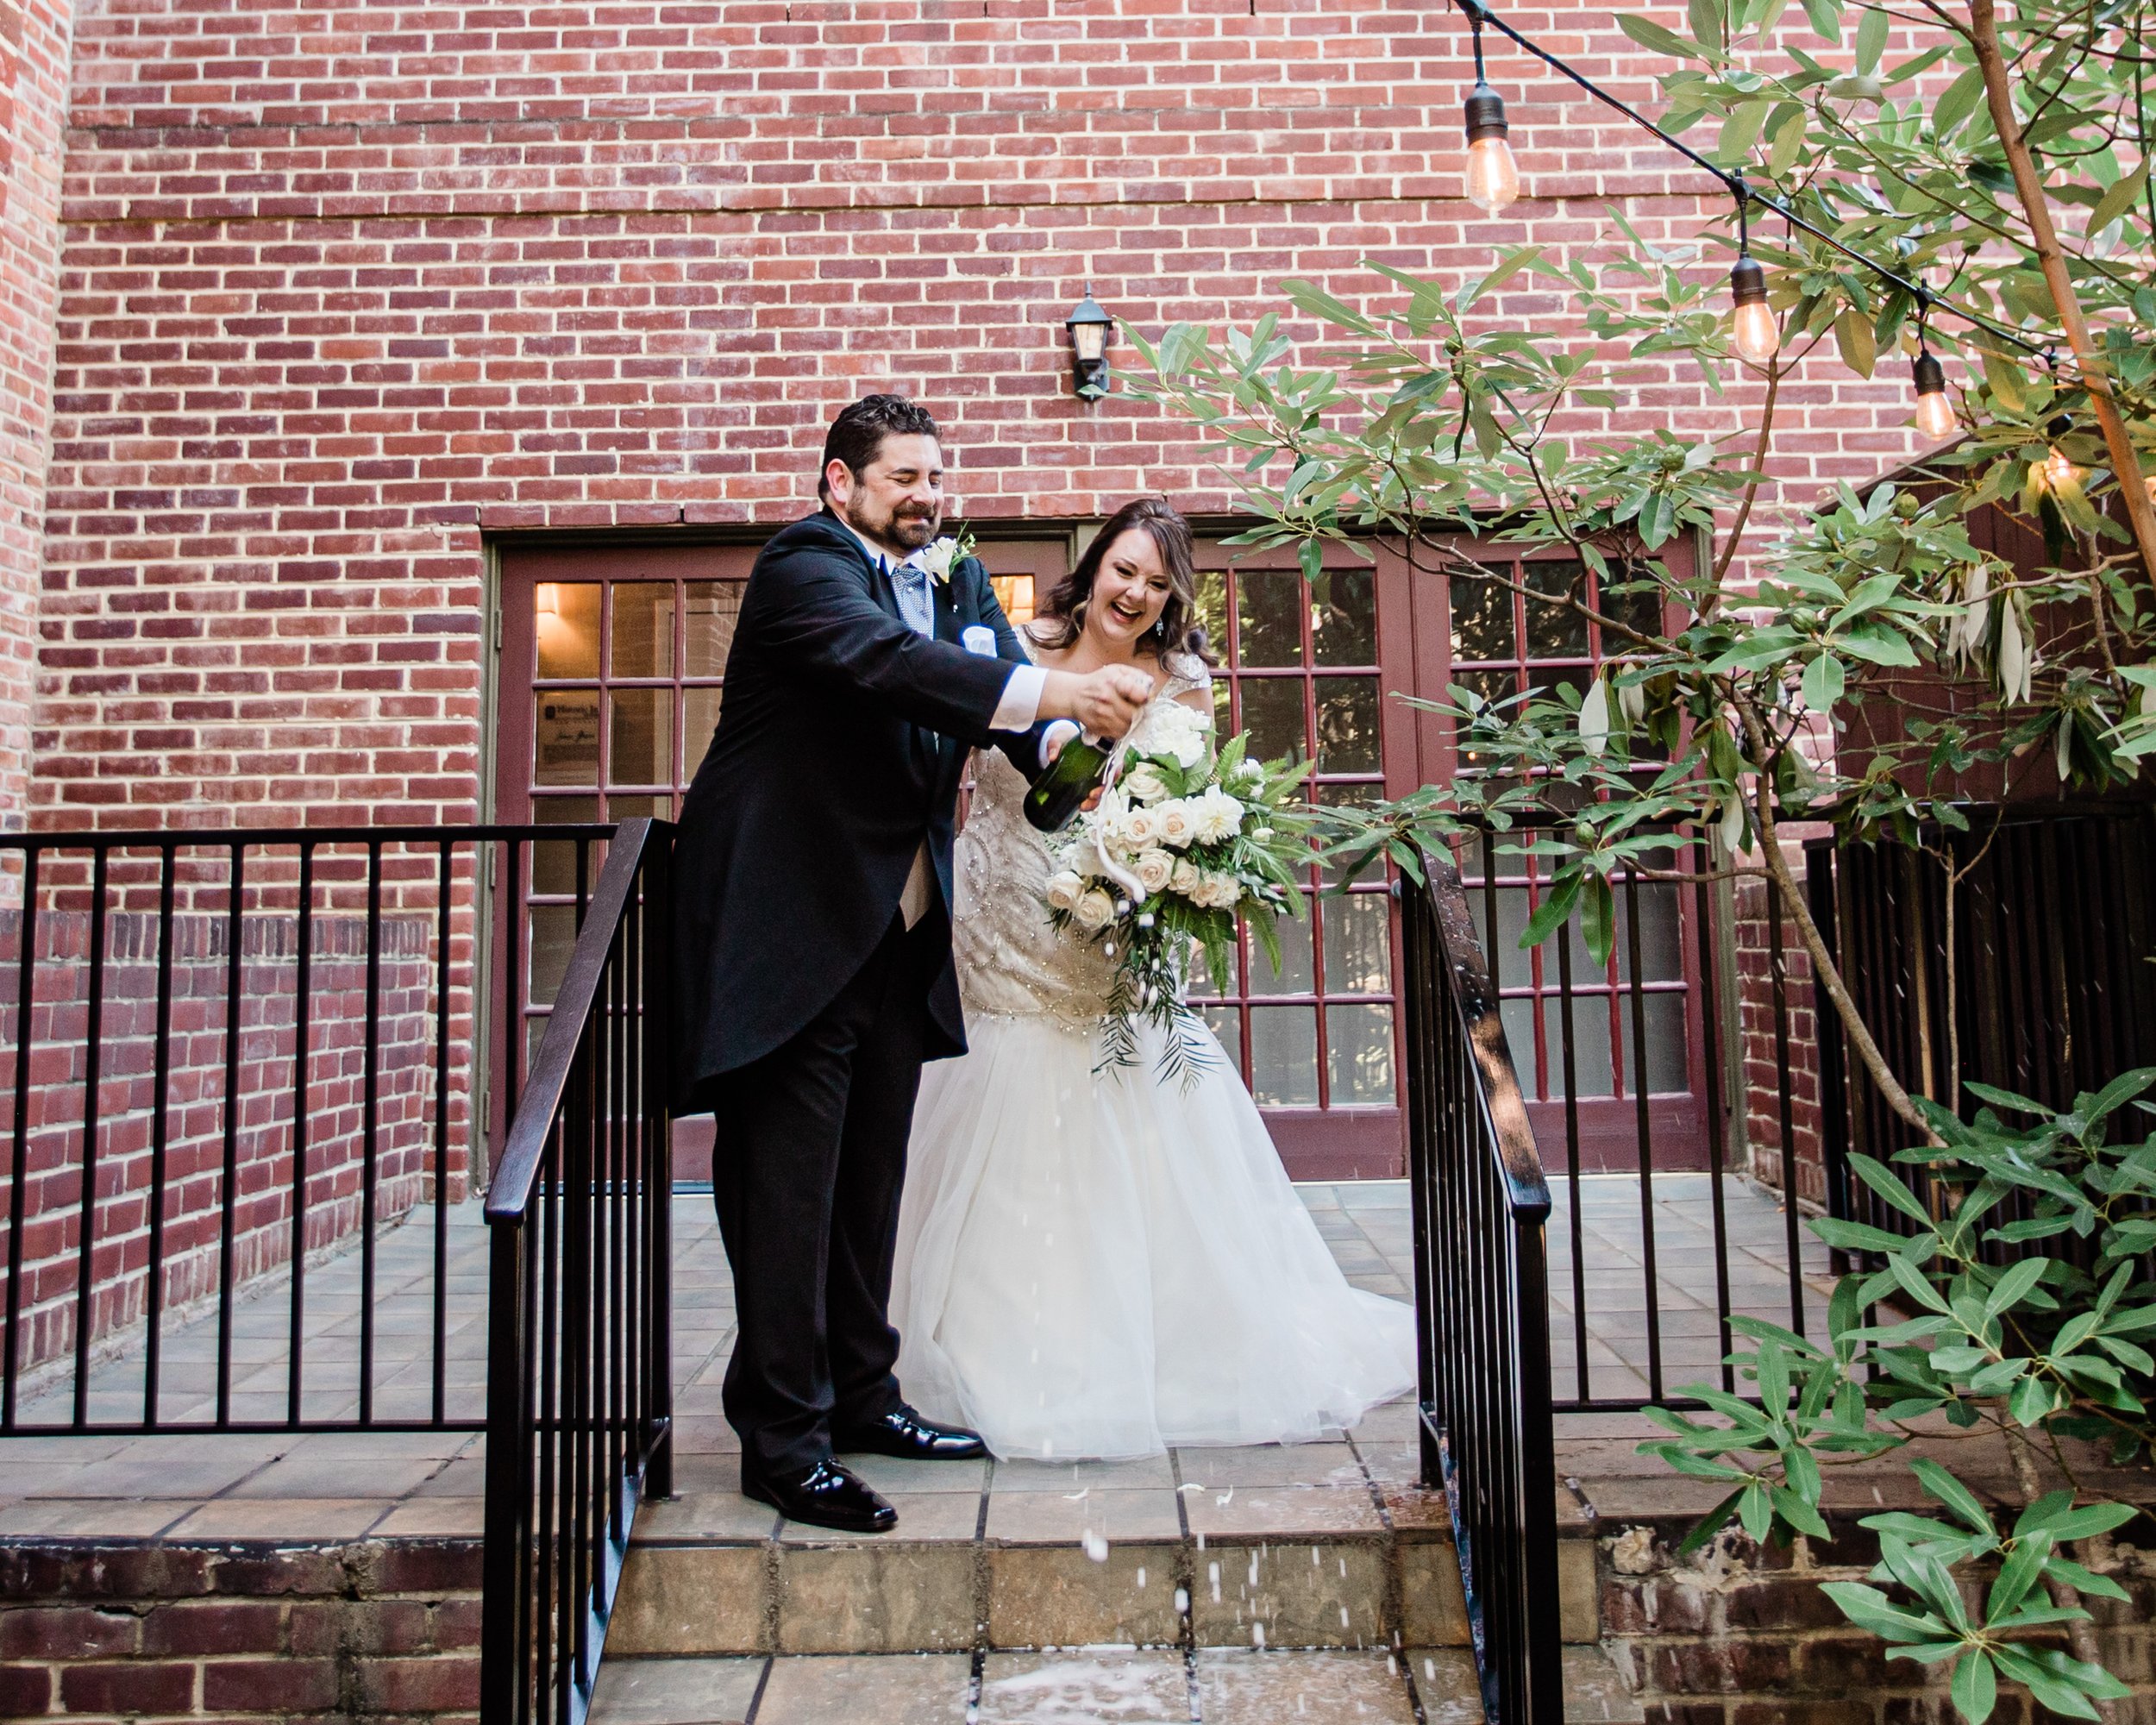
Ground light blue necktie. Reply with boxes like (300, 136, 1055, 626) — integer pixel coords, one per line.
(886, 555, 934, 638)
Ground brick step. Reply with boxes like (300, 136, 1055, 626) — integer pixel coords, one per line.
(604, 1440, 1598, 1659)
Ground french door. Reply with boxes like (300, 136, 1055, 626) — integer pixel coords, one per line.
(491, 530, 1712, 1183)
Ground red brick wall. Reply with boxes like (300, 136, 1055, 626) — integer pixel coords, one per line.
(31, 0, 1940, 825)
(0, 1538, 479, 1722)
(0, 0, 78, 831)
(1731, 866, 1827, 1210)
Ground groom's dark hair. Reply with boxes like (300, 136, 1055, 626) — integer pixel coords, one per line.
(818, 394, 942, 500)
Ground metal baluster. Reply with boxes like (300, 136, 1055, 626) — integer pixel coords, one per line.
(3, 845, 37, 1428)
(1622, 867, 1664, 1396)
(1767, 875, 1807, 1337)
(75, 844, 112, 1427)
(145, 844, 178, 1427)
(434, 839, 454, 1427)
(289, 843, 315, 1424)
(360, 840, 382, 1425)
(1696, 836, 1736, 1394)
(212, 842, 245, 1427)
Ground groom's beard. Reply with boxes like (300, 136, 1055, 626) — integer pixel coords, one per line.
(842, 497, 939, 559)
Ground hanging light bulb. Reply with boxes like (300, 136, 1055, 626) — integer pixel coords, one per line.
(1463, 80, 1520, 213)
(1911, 349, 1955, 441)
(1728, 254, 1779, 365)
(2044, 444, 2082, 491)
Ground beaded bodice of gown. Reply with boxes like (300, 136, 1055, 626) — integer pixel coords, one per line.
(951, 651, 1211, 1028)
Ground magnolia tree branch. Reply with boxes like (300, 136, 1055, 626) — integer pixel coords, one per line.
(1967, 0, 2156, 579)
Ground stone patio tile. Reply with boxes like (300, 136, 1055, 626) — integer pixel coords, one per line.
(1192, 1541, 1390, 1649)
(1195, 1648, 1414, 1721)
(780, 1490, 979, 1545)
(0, 1498, 198, 1538)
(410, 1454, 487, 1496)
(40, 1434, 291, 1499)
(986, 1545, 1185, 1649)
(756, 1653, 970, 1723)
(636, 1492, 782, 1542)
(609, 1546, 769, 1657)
(166, 1497, 394, 1539)
(227, 1452, 445, 1498)
(1175, 1443, 1363, 1490)
(585, 1654, 767, 1725)
(1183, 1485, 1382, 1538)
(985, 1489, 1181, 1545)
(994, 1453, 1175, 1491)
(668, 1415, 742, 1453)
(368, 1498, 486, 1537)
(1407, 1648, 1485, 1722)
(976, 1649, 1190, 1723)
(774, 1540, 975, 1653)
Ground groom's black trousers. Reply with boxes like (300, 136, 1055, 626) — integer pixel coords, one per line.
(705, 910, 932, 1476)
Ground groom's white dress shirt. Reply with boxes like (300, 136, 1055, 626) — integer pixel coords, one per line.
(837, 518, 1045, 928)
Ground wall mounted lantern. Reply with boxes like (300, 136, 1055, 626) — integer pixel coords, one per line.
(1065, 285, 1113, 401)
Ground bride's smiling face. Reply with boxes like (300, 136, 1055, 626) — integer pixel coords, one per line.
(1084, 529, 1173, 655)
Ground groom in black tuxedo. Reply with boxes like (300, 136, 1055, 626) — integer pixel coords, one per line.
(674, 395, 1150, 1532)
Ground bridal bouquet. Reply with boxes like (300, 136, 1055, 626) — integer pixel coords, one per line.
(1041, 699, 1313, 1076)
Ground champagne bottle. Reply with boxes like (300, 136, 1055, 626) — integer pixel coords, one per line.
(1024, 731, 1112, 832)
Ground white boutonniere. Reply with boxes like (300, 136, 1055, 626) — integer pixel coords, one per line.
(915, 525, 975, 586)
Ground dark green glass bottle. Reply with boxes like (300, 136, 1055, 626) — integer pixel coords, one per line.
(1024, 734, 1111, 832)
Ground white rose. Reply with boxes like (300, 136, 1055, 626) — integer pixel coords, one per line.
(1170, 858, 1202, 895)
(1133, 849, 1175, 894)
(1200, 872, 1243, 909)
(916, 536, 961, 582)
(1073, 888, 1116, 932)
(1045, 869, 1085, 912)
(1154, 799, 1195, 850)
(1189, 787, 1245, 845)
(1118, 805, 1162, 852)
(1121, 765, 1169, 805)
(1133, 702, 1208, 768)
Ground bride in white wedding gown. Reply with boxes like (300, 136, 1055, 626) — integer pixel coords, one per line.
(890, 499, 1415, 1460)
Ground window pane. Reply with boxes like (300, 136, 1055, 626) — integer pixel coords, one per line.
(685, 581, 744, 677)
(1184, 945, 1223, 999)
(1237, 677, 1306, 766)
(683, 687, 723, 778)
(1453, 668, 1518, 713)
(1324, 893, 1392, 994)
(1448, 574, 1514, 662)
(1249, 1006, 1319, 1106)
(534, 692, 601, 787)
(1499, 996, 1539, 1095)
(1248, 906, 1313, 996)
(1237, 571, 1302, 667)
(1199, 1004, 1241, 1063)
(1311, 569, 1376, 667)
(606, 794, 667, 821)
(611, 582, 674, 679)
(1194, 569, 1230, 664)
(1526, 664, 1590, 714)
(1544, 993, 1616, 1098)
(1488, 884, 1529, 991)
(529, 904, 578, 1007)
(1314, 677, 1380, 775)
(1620, 992, 1689, 1095)
(1616, 881, 1684, 984)
(1525, 561, 1589, 659)
(530, 797, 599, 895)
(536, 582, 601, 679)
(1600, 574, 1664, 643)
(610, 688, 673, 787)
(1327, 1003, 1394, 1104)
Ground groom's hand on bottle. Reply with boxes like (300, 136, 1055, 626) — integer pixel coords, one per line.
(1041, 664, 1152, 741)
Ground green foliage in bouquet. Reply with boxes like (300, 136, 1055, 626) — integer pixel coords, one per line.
(1043, 720, 1315, 1081)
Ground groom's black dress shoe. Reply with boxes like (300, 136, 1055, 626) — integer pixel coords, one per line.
(834, 1404, 989, 1462)
(740, 1458, 897, 1534)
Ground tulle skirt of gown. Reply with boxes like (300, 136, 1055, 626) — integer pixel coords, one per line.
(891, 1013, 1417, 1460)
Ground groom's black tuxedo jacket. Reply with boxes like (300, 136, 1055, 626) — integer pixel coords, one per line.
(672, 508, 1038, 1106)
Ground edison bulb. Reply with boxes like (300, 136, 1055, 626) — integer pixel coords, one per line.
(1464, 135, 1521, 214)
(1914, 387, 1956, 441)
(2044, 447, 2081, 490)
(1731, 298, 1780, 365)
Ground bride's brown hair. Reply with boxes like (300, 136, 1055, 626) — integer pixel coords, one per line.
(1028, 499, 1215, 665)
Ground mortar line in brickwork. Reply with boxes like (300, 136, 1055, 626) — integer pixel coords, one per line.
(60, 184, 1737, 232)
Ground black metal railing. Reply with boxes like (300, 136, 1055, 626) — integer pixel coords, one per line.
(480, 817, 674, 1725)
(1401, 851, 1562, 1725)
(0, 822, 611, 1436)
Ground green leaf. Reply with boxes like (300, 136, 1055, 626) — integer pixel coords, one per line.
(1909, 1458, 1996, 1538)
(1801, 653, 1845, 712)
(1985, 1530, 2050, 1622)
(1951, 1649, 1998, 1725)
(2089, 163, 2151, 236)
(1931, 66, 1985, 135)
(1852, 4, 1889, 73)
(1581, 875, 1616, 967)
(1847, 1153, 1937, 1228)
(1520, 875, 1583, 949)
(1799, 0, 1842, 42)
(1618, 12, 1702, 58)
(1982, 1257, 2046, 1320)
